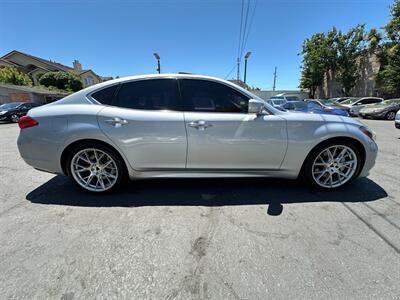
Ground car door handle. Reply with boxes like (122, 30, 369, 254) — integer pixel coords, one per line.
(188, 120, 212, 130)
(104, 117, 128, 128)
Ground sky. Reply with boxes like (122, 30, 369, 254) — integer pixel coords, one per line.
(0, 0, 394, 90)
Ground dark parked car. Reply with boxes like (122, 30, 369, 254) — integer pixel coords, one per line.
(359, 99, 400, 120)
(281, 101, 349, 116)
(0, 102, 41, 123)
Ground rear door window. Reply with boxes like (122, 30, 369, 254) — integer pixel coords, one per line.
(114, 79, 180, 110)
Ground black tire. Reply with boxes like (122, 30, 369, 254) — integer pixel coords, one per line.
(385, 111, 396, 120)
(65, 142, 128, 193)
(301, 140, 362, 190)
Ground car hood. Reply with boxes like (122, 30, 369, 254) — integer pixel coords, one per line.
(326, 105, 348, 110)
(279, 110, 363, 126)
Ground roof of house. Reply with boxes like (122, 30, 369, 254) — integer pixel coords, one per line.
(1, 50, 73, 72)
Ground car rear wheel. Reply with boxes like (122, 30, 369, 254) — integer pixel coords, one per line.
(10, 114, 19, 123)
(385, 111, 396, 120)
(302, 141, 361, 190)
(67, 143, 127, 193)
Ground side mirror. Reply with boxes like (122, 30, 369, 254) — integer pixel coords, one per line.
(248, 99, 265, 114)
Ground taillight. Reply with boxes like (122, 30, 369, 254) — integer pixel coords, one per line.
(18, 116, 39, 129)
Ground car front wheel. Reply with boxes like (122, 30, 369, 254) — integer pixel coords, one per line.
(67, 143, 126, 193)
(385, 111, 396, 120)
(303, 141, 361, 190)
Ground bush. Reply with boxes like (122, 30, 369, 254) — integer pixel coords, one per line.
(39, 71, 83, 92)
(0, 67, 32, 86)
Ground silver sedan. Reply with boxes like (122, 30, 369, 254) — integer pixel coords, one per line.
(17, 74, 378, 193)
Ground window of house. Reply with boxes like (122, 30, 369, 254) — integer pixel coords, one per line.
(91, 85, 119, 105)
(85, 76, 94, 86)
(180, 79, 249, 113)
(114, 79, 180, 110)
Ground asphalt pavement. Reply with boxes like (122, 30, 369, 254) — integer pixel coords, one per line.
(0, 119, 399, 299)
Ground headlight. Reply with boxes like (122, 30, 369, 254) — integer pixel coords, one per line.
(0, 110, 7, 115)
(359, 126, 376, 141)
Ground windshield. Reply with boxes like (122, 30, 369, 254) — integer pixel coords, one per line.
(270, 96, 284, 100)
(320, 99, 337, 106)
(341, 97, 360, 105)
(0, 102, 21, 109)
(272, 99, 286, 105)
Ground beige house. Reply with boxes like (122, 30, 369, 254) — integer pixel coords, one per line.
(0, 50, 112, 87)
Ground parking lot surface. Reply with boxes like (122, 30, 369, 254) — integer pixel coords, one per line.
(0, 119, 399, 299)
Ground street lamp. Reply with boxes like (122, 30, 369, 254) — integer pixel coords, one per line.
(244, 51, 252, 84)
(153, 53, 161, 74)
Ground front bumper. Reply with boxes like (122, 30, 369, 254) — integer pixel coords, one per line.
(359, 139, 378, 178)
(359, 111, 387, 119)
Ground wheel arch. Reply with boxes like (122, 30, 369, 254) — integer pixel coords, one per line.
(299, 136, 366, 179)
(60, 138, 129, 176)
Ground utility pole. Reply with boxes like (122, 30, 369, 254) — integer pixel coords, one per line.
(236, 57, 240, 81)
(272, 67, 277, 91)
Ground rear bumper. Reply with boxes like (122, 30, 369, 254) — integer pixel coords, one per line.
(17, 128, 63, 174)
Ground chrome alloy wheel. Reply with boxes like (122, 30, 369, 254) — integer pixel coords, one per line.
(386, 111, 396, 120)
(70, 148, 118, 192)
(11, 114, 19, 123)
(312, 145, 358, 188)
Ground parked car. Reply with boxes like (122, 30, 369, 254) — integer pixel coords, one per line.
(306, 99, 350, 113)
(328, 97, 351, 103)
(359, 99, 400, 120)
(299, 100, 349, 116)
(0, 102, 41, 123)
(395, 110, 400, 129)
(17, 74, 377, 193)
(270, 95, 299, 102)
(340, 97, 384, 116)
(267, 98, 287, 109)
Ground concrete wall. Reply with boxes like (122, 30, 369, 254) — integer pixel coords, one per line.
(0, 86, 51, 104)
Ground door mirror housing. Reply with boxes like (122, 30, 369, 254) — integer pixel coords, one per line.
(248, 99, 265, 114)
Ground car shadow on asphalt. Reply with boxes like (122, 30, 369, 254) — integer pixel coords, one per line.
(26, 176, 388, 216)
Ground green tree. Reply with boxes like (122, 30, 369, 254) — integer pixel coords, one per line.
(0, 67, 32, 86)
(367, 28, 383, 50)
(376, 0, 400, 97)
(39, 71, 83, 92)
(335, 25, 366, 96)
(299, 33, 327, 98)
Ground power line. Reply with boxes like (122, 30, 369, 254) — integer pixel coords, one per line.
(237, 0, 245, 60)
(240, 0, 258, 59)
(225, 64, 237, 79)
(240, 0, 251, 58)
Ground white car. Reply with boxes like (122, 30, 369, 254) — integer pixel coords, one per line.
(17, 74, 378, 193)
(341, 97, 384, 116)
